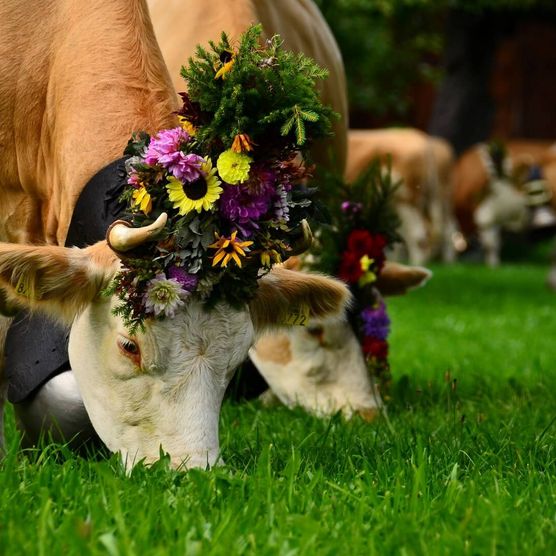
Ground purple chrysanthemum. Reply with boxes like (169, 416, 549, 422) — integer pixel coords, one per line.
(143, 273, 189, 318)
(167, 266, 199, 292)
(219, 172, 276, 225)
(360, 303, 390, 340)
(144, 127, 204, 182)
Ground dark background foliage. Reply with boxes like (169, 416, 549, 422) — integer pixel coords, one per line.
(313, 0, 556, 132)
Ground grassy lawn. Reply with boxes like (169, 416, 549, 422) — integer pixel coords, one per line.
(1, 264, 555, 555)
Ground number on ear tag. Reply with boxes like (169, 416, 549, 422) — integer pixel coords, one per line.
(15, 274, 32, 298)
(284, 305, 309, 326)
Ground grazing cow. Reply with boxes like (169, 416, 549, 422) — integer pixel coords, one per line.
(0, 0, 350, 468)
(147, 0, 348, 173)
(346, 129, 457, 265)
(453, 140, 556, 266)
(250, 258, 431, 419)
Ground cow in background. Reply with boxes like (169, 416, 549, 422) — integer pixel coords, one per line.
(345, 129, 458, 265)
(0, 0, 351, 468)
(453, 140, 556, 266)
(147, 0, 348, 174)
(250, 258, 431, 420)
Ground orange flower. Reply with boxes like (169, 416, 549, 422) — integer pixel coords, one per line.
(231, 133, 255, 153)
(209, 231, 253, 268)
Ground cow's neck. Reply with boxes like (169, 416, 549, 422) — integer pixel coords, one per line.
(3, 0, 177, 245)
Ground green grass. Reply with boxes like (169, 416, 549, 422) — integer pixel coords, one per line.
(1, 264, 555, 555)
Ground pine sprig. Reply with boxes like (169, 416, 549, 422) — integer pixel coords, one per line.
(180, 25, 336, 159)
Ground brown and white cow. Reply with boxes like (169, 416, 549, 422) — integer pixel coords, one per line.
(250, 258, 431, 420)
(453, 140, 556, 266)
(147, 0, 348, 173)
(0, 0, 351, 469)
(346, 129, 458, 265)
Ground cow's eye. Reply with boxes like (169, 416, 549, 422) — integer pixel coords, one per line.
(117, 335, 140, 358)
(306, 325, 324, 337)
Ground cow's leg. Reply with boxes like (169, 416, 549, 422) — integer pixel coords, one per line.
(14, 370, 100, 449)
(397, 203, 431, 265)
(478, 225, 501, 267)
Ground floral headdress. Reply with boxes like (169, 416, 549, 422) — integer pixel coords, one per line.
(311, 161, 401, 393)
(106, 25, 335, 333)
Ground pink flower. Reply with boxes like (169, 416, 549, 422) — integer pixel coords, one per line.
(145, 127, 204, 182)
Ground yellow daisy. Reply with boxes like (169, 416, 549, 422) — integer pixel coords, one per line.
(209, 231, 254, 268)
(216, 149, 252, 185)
(132, 186, 152, 215)
(166, 159, 222, 215)
(178, 116, 197, 137)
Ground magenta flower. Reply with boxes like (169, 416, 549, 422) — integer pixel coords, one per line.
(144, 127, 204, 182)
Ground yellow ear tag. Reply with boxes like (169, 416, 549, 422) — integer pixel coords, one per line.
(15, 274, 32, 298)
(284, 305, 310, 326)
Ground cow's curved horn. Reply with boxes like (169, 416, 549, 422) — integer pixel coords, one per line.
(107, 213, 168, 252)
(289, 219, 313, 255)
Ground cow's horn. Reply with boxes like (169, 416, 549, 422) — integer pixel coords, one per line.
(107, 213, 168, 252)
(290, 219, 313, 255)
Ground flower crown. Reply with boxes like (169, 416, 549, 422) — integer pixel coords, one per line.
(311, 161, 401, 393)
(106, 25, 336, 333)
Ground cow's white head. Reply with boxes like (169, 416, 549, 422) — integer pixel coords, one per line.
(0, 239, 350, 469)
(250, 259, 431, 419)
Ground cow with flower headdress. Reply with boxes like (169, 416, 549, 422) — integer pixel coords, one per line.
(250, 163, 431, 419)
(0, 12, 350, 470)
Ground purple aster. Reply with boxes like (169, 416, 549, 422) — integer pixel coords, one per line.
(167, 266, 199, 292)
(360, 303, 390, 340)
(144, 127, 204, 182)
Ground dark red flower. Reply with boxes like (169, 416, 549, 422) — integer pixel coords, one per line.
(338, 250, 364, 283)
(362, 338, 389, 359)
(347, 229, 374, 258)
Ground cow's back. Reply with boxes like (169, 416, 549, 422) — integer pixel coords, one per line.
(148, 0, 348, 173)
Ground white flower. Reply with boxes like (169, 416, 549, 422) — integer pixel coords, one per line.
(143, 274, 189, 318)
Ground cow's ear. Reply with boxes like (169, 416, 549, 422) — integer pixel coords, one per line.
(375, 261, 432, 296)
(250, 267, 351, 334)
(0, 241, 118, 323)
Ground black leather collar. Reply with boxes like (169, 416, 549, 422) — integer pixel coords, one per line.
(5, 158, 128, 403)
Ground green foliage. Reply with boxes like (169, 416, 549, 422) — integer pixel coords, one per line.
(180, 25, 336, 158)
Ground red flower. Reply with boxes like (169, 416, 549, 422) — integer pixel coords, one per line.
(347, 229, 374, 258)
(362, 337, 388, 359)
(346, 230, 387, 272)
(338, 250, 363, 283)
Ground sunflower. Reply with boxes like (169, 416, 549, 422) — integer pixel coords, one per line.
(132, 186, 152, 215)
(166, 159, 222, 215)
(209, 230, 253, 268)
(214, 49, 236, 79)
